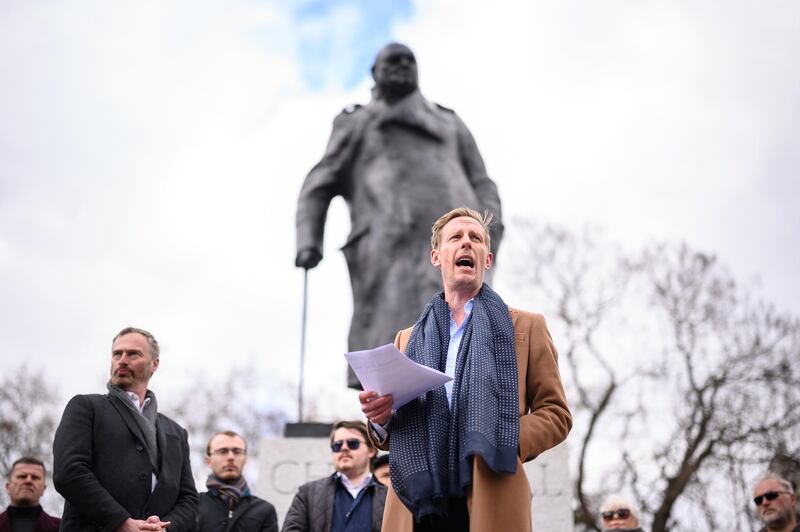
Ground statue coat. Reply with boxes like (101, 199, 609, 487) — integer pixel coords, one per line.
(296, 90, 503, 367)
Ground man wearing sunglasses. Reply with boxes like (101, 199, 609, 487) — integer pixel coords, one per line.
(282, 421, 387, 532)
(753, 475, 799, 532)
(598, 495, 643, 531)
(195, 431, 278, 532)
(359, 208, 572, 532)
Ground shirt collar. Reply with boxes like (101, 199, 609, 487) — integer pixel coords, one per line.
(125, 391, 151, 413)
(336, 471, 374, 490)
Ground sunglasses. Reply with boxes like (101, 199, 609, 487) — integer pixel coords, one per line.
(753, 491, 790, 506)
(601, 509, 631, 521)
(330, 438, 366, 453)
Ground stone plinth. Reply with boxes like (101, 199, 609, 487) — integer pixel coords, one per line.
(257, 438, 573, 531)
(527, 441, 573, 532)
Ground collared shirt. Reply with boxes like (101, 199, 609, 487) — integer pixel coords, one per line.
(332, 473, 377, 532)
(445, 299, 473, 406)
(125, 391, 151, 413)
(336, 472, 374, 499)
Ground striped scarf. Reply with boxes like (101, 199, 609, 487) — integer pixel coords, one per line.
(206, 474, 250, 510)
(389, 283, 519, 521)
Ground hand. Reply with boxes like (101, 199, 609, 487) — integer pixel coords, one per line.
(295, 249, 322, 269)
(359, 391, 393, 425)
(116, 516, 171, 531)
(143, 516, 171, 530)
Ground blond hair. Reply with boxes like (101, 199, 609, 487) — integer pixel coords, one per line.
(430, 207, 493, 250)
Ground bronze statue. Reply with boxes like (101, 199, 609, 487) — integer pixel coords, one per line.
(295, 43, 503, 387)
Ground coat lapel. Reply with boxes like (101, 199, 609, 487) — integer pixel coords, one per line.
(107, 394, 148, 447)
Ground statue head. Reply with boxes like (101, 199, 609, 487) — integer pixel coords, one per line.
(371, 43, 418, 101)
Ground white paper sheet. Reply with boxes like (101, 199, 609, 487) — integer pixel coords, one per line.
(344, 343, 452, 409)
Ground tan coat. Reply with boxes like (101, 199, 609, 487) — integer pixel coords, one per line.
(374, 308, 572, 532)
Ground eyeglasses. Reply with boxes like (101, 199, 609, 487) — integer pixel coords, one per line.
(753, 491, 791, 506)
(601, 509, 631, 521)
(330, 438, 366, 453)
(209, 447, 246, 456)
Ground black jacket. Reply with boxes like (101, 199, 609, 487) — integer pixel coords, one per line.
(195, 491, 278, 532)
(281, 475, 387, 532)
(53, 393, 198, 532)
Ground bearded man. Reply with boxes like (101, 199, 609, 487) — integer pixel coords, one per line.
(53, 327, 197, 532)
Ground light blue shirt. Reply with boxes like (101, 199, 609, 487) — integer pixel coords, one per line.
(446, 299, 474, 406)
(370, 298, 474, 441)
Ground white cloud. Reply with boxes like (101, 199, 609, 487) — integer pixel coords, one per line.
(1, 0, 798, 427)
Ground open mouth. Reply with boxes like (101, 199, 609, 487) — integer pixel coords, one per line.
(455, 257, 474, 269)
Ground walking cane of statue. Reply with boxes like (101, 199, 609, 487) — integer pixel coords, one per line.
(298, 268, 308, 423)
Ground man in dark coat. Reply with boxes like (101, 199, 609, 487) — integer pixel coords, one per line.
(295, 43, 503, 387)
(282, 421, 387, 532)
(195, 431, 278, 532)
(0, 457, 60, 532)
(53, 327, 198, 532)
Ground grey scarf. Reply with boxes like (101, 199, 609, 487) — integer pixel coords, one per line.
(107, 382, 159, 474)
(390, 284, 519, 521)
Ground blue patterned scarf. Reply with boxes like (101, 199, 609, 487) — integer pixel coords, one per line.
(389, 283, 519, 521)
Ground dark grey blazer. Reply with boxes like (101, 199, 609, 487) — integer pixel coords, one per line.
(281, 474, 387, 532)
(53, 393, 198, 532)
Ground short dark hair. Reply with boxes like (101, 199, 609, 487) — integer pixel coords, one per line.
(8, 456, 46, 479)
(372, 453, 389, 470)
(330, 420, 372, 448)
(113, 327, 160, 358)
(206, 430, 246, 456)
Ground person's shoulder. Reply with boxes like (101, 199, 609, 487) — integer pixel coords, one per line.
(433, 102, 456, 114)
(64, 393, 106, 409)
(303, 475, 335, 487)
(333, 103, 370, 122)
(339, 103, 365, 115)
(330, 102, 371, 132)
(155, 412, 188, 432)
(297, 474, 336, 494)
(509, 307, 546, 323)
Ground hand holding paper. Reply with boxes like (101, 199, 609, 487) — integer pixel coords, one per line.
(345, 343, 452, 409)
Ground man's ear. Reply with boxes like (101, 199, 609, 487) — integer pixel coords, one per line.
(431, 248, 441, 267)
(204, 455, 211, 467)
(485, 252, 493, 269)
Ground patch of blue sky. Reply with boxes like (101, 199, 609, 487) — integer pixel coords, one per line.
(289, 0, 414, 91)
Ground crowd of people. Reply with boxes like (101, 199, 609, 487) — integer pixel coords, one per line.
(3, 207, 796, 532)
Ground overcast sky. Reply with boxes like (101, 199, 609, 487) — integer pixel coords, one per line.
(2, 0, 798, 424)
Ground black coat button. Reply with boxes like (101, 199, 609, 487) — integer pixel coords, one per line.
(139, 473, 147, 480)
(136, 445, 144, 451)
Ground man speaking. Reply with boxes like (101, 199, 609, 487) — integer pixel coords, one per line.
(359, 208, 571, 532)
